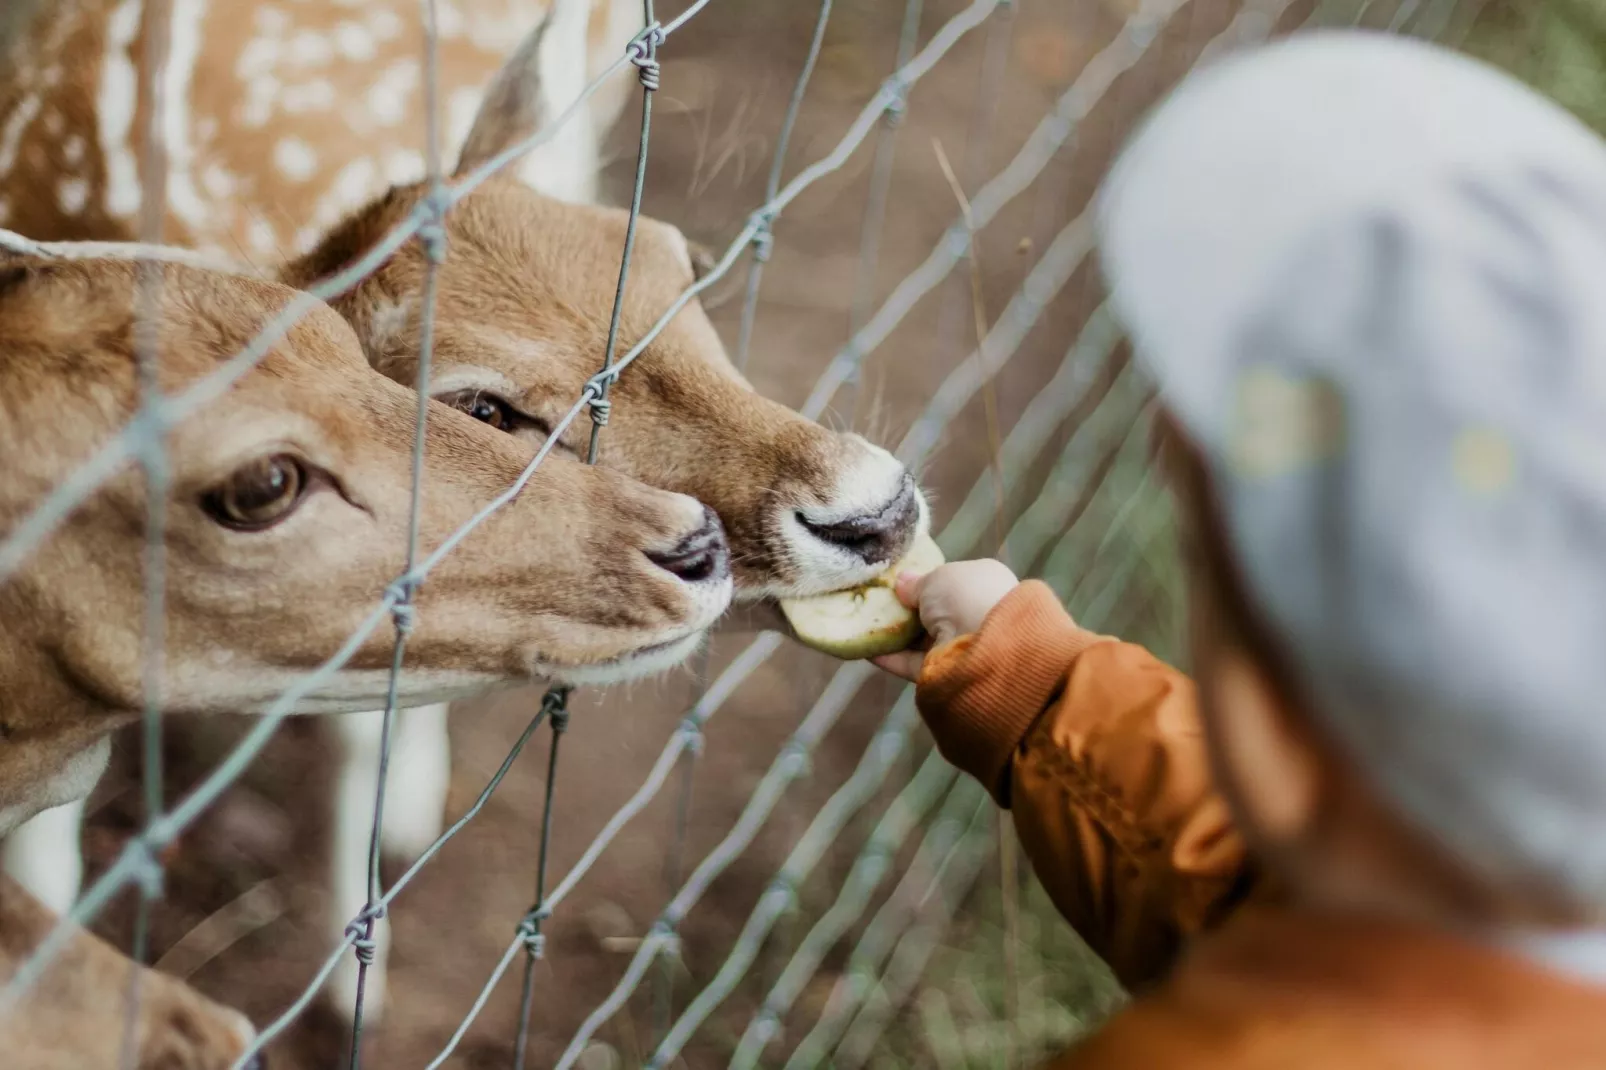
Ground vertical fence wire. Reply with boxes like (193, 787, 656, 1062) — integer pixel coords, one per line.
(120, 0, 174, 1065)
(0, 1, 1510, 1064)
(842, 0, 924, 424)
(733, 0, 834, 372)
(786, 3, 1497, 1061)
(5, 0, 1020, 1021)
(511, 687, 572, 1068)
(342, 0, 449, 1063)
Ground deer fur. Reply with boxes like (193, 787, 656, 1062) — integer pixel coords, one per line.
(1, 871, 260, 1070)
(0, 249, 735, 1065)
(0, 0, 929, 1021)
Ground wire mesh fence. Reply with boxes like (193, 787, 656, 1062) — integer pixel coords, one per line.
(0, 0, 1512, 1066)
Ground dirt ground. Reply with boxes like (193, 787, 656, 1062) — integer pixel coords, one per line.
(73, 1, 1306, 1066)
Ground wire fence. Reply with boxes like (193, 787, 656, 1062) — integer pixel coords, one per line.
(0, 0, 1501, 1066)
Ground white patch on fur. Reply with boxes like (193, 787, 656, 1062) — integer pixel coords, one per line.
(282, 78, 336, 114)
(289, 30, 335, 66)
(237, 33, 280, 80)
(56, 176, 89, 215)
(161, 0, 210, 229)
(0, 737, 110, 838)
(446, 86, 482, 160)
(383, 148, 424, 184)
(766, 437, 931, 598)
(202, 162, 238, 199)
(247, 217, 279, 257)
(513, 0, 602, 205)
(367, 297, 414, 351)
(273, 136, 318, 181)
(242, 74, 281, 128)
(61, 134, 86, 165)
(97, 0, 143, 216)
(334, 21, 378, 61)
(547, 629, 713, 688)
(2, 798, 86, 913)
(0, 94, 42, 177)
(366, 7, 404, 41)
(253, 4, 290, 38)
(42, 110, 65, 138)
(329, 157, 379, 212)
(434, 1, 467, 42)
(366, 61, 420, 127)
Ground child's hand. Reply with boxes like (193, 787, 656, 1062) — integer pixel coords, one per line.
(872, 559, 1019, 681)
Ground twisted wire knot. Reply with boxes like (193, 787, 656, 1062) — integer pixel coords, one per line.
(517, 904, 552, 957)
(386, 577, 419, 636)
(129, 837, 166, 900)
(749, 210, 776, 263)
(628, 23, 664, 91)
(677, 717, 705, 755)
(650, 919, 682, 959)
(416, 188, 451, 264)
(583, 371, 621, 427)
(882, 74, 910, 126)
(345, 904, 387, 966)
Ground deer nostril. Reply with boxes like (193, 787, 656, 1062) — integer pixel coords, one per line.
(647, 505, 729, 584)
(797, 476, 920, 565)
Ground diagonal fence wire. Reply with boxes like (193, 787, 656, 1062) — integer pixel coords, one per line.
(0, 0, 1502, 1063)
(765, 5, 1497, 1064)
(2, 8, 1141, 1009)
(120, 0, 176, 1064)
(0, 0, 705, 1014)
(613, 2, 1334, 1063)
(341, 1, 451, 1066)
(42, 0, 1025, 1057)
(411, 1, 1240, 1058)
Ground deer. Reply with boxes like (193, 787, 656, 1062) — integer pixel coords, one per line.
(0, 0, 932, 1021)
(0, 243, 738, 1067)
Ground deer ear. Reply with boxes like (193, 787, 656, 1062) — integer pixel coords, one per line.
(452, 13, 557, 178)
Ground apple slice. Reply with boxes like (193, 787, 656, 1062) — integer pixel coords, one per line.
(779, 533, 946, 660)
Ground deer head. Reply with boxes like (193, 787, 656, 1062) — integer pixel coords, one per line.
(0, 255, 733, 833)
(282, 32, 928, 607)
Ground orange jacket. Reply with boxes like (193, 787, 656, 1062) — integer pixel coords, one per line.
(915, 581, 1606, 1067)
(918, 580, 1255, 990)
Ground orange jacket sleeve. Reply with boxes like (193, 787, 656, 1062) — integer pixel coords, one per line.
(915, 580, 1259, 990)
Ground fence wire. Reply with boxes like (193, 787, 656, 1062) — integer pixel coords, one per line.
(0, 0, 1503, 1066)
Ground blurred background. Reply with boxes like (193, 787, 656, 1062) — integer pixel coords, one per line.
(41, 0, 1605, 1067)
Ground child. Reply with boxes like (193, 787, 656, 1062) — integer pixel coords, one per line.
(876, 31, 1606, 1068)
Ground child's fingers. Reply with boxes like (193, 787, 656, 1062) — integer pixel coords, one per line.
(872, 649, 925, 681)
(893, 569, 928, 608)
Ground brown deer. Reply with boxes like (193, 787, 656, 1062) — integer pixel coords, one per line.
(0, 0, 930, 1019)
(0, 243, 736, 1067)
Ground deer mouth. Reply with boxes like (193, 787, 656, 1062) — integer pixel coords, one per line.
(538, 629, 710, 688)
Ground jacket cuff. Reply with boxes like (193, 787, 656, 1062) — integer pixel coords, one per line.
(915, 580, 1109, 806)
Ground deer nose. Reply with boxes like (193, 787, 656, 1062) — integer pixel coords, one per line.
(647, 505, 730, 584)
(797, 475, 920, 566)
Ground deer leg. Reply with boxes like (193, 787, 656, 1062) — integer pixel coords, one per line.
(329, 710, 390, 1021)
(380, 703, 452, 860)
(1, 798, 85, 915)
(0, 874, 259, 1070)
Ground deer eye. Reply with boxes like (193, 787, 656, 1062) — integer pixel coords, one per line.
(202, 455, 307, 531)
(438, 389, 517, 432)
